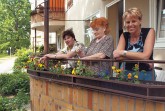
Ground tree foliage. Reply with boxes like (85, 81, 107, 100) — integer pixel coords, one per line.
(0, 0, 31, 52)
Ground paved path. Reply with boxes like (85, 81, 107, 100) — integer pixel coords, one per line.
(0, 56, 16, 74)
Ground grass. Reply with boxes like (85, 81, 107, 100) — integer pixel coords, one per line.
(0, 54, 10, 58)
(0, 54, 14, 63)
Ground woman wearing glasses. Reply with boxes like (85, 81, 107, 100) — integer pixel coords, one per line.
(78, 17, 114, 77)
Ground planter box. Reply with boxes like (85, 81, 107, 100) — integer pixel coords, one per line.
(27, 69, 165, 101)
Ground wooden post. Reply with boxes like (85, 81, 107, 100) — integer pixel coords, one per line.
(44, 0, 49, 54)
(44, 0, 49, 68)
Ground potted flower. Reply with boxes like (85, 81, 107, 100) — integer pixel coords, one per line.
(111, 64, 146, 84)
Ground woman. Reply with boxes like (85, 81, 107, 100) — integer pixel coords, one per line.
(113, 7, 155, 80)
(78, 17, 114, 77)
(40, 29, 85, 68)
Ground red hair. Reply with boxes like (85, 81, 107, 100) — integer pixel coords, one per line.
(90, 17, 110, 34)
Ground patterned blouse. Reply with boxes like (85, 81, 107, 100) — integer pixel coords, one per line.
(85, 35, 114, 77)
(60, 41, 85, 68)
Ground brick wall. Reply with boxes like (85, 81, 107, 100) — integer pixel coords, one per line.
(30, 77, 165, 111)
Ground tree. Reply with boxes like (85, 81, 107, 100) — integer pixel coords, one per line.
(0, 0, 31, 53)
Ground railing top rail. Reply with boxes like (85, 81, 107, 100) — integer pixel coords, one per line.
(38, 57, 165, 64)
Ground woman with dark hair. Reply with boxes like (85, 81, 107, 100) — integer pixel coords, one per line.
(40, 29, 85, 68)
(113, 7, 155, 80)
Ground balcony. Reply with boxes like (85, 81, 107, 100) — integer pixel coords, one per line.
(27, 58, 165, 111)
(30, 0, 65, 32)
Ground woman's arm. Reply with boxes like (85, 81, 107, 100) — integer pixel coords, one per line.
(124, 28, 155, 60)
(39, 50, 76, 62)
(44, 51, 77, 59)
(113, 28, 155, 60)
(83, 36, 114, 59)
(82, 52, 106, 59)
(113, 34, 126, 59)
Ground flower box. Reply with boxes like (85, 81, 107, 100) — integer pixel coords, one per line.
(27, 69, 165, 102)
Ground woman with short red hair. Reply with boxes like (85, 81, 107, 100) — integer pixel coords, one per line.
(78, 17, 114, 77)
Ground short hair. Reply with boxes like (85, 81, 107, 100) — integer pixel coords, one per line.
(62, 29, 76, 41)
(90, 17, 110, 35)
(123, 7, 142, 21)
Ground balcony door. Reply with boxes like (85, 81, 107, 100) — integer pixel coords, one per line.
(106, 0, 123, 49)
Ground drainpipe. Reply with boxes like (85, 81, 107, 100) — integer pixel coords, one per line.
(33, 37, 34, 52)
(35, 28, 36, 54)
(44, 0, 49, 54)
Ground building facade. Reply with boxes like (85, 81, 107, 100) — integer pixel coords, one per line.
(30, 0, 165, 68)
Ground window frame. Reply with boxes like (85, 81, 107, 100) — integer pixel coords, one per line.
(66, 0, 73, 11)
(84, 11, 100, 47)
(153, 0, 165, 48)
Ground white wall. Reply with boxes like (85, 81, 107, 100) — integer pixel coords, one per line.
(29, 0, 44, 10)
(65, 0, 112, 43)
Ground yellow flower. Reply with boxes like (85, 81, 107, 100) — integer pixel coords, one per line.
(116, 69, 121, 73)
(112, 66, 116, 70)
(38, 63, 44, 68)
(77, 60, 81, 65)
(27, 60, 32, 63)
(135, 64, 139, 68)
(72, 68, 76, 75)
(134, 75, 138, 79)
(127, 73, 132, 79)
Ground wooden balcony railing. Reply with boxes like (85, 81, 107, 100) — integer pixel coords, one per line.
(27, 58, 165, 102)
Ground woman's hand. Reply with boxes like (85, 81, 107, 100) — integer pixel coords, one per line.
(39, 54, 55, 63)
(44, 54, 56, 58)
(39, 56, 47, 63)
(75, 46, 85, 57)
(113, 50, 124, 59)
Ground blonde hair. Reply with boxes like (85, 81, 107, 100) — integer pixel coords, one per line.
(123, 7, 142, 21)
(90, 17, 110, 35)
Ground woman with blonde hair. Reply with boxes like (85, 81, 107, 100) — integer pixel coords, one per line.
(113, 7, 155, 80)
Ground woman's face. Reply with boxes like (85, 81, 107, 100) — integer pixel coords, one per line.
(92, 26, 105, 39)
(64, 35, 75, 48)
(125, 14, 141, 34)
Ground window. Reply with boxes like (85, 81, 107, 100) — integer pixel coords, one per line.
(157, 0, 165, 38)
(155, 0, 165, 48)
(84, 13, 100, 47)
(56, 34, 62, 51)
(67, 0, 73, 10)
(154, 0, 165, 48)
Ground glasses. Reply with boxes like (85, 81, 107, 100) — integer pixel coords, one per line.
(92, 28, 100, 32)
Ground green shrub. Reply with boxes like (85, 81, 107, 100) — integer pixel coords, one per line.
(0, 90, 30, 111)
(39, 45, 44, 53)
(13, 48, 33, 72)
(0, 72, 30, 110)
(0, 72, 30, 96)
(0, 48, 31, 110)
